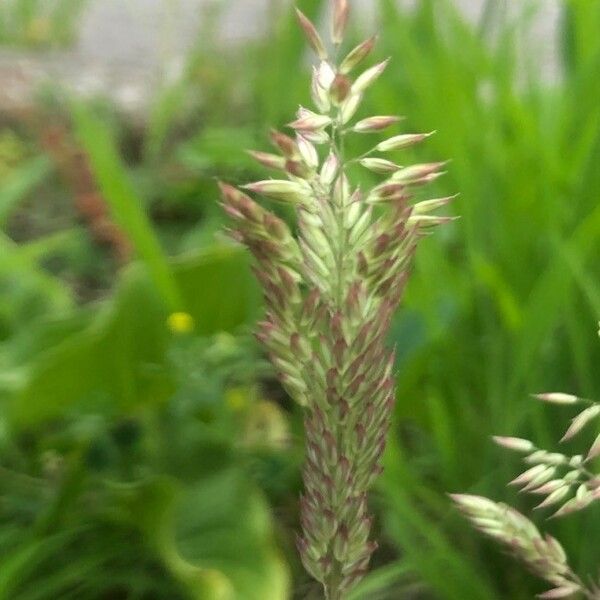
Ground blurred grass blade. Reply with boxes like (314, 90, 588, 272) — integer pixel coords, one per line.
(558, 238, 600, 314)
(17, 230, 80, 262)
(0, 156, 51, 226)
(379, 435, 501, 600)
(346, 562, 413, 599)
(72, 102, 181, 309)
(0, 232, 74, 319)
(173, 245, 262, 335)
(0, 532, 75, 598)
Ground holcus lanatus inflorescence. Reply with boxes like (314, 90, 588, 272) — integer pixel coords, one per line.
(220, 2, 453, 597)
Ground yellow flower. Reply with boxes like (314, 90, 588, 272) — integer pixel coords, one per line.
(167, 312, 195, 334)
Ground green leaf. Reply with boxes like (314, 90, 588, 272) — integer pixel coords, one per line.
(6, 245, 261, 426)
(173, 245, 261, 335)
(9, 265, 172, 426)
(116, 473, 290, 600)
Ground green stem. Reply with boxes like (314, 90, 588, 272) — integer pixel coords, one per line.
(325, 565, 344, 600)
(320, 103, 350, 600)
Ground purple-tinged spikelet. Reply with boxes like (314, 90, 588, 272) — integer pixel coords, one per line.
(221, 3, 454, 598)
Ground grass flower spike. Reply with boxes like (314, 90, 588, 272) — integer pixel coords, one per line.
(221, 2, 452, 597)
(453, 326, 600, 599)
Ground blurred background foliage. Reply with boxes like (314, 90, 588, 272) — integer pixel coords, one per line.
(0, 0, 599, 598)
(0, 0, 87, 48)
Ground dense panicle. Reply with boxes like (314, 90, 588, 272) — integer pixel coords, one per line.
(221, 3, 453, 598)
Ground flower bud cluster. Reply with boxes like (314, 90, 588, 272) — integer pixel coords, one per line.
(221, 2, 453, 597)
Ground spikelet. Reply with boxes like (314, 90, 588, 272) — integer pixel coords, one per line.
(221, 2, 453, 597)
(451, 495, 582, 598)
(454, 328, 600, 599)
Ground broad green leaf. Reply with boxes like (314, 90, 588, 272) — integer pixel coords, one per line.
(173, 245, 261, 335)
(116, 474, 289, 600)
(7, 246, 261, 426)
(8, 265, 172, 426)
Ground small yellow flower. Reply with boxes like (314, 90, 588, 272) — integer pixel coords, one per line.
(225, 387, 248, 412)
(167, 311, 195, 334)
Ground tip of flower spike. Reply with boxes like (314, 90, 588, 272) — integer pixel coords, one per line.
(493, 436, 535, 453)
(242, 179, 309, 203)
(287, 110, 332, 132)
(532, 393, 580, 405)
(376, 130, 436, 152)
(216, 180, 230, 193)
(449, 493, 496, 513)
(448, 493, 464, 503)
(269, 129, 297, 157)
(560, 405, 600, 443)
(295, 7, 327, 59)
(408, 214, 459, 228)
(217, 181, 244, 203)
(332, 0, 350, 45)
(352, 115, 404, 133)
(339, 35, 378, 74)
(434, 160, 453, 172)
(246, 149, 286, 171)
(351, 58, 391, 95)
(222, 227, 244, 244)
(220, 202, 240, 220)
(412, 193, 460, 215)
(537, 584, 582, 599)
